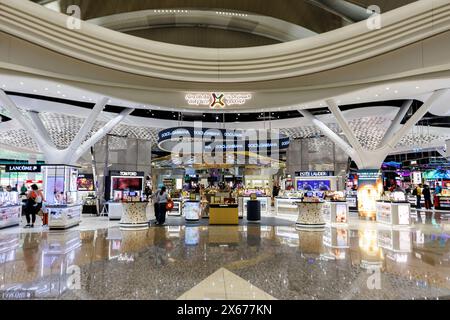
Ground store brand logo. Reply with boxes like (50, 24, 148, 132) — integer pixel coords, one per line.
(185, 92, 252, 108)
(211, 93, 225, 108)
(5, 165, 41, 173)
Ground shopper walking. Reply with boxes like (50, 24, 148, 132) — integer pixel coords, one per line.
(155, 186, 170, 225)
(413, 184, 422, 209)
(423, 184, 432, 210)
(24, 184, 45, 228)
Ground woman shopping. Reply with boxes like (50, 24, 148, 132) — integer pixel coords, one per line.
(155, 186, 171, 226)
(24, 184, 45, 228)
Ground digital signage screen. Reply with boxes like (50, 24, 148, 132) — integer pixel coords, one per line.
(297, 180, 331, 191)
(112, 177, 143, 191)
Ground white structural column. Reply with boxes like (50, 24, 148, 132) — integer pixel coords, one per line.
(70, 108, 134, 164)
(302, 90, 448, 169)
(379, 100, 413, 148)
(28, 111, 57, 149)
(65, 97, 109, 157)
(327, 99, 364, 155)
(0, 90, 56, 153)
(0, 90, 133, 165)
(384, 90, 448, 150)
(298, 109, 362, 165)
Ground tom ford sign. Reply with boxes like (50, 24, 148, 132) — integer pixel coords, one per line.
(5, 165, 41, 173)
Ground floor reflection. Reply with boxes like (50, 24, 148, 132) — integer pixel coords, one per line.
(1, 220, 450, 300)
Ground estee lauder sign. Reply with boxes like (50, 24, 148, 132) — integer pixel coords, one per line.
(295, 171, 334, 177)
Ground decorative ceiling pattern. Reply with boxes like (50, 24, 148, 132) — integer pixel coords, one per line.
(348, 116, 390, 151)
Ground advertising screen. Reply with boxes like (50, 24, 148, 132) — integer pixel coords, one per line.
(357, 170, 383, 219)
(112, 177, 143, 191)
(77, 175, 94, 191)
(297, 180, 331, 191)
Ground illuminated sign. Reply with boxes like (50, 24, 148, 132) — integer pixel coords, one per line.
(295, 171, 334, 177)
(185, 92, 252, 108)
(5, 165, 41, 173)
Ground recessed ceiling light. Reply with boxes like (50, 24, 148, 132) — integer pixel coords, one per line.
(62, 94, 66, 97)
(416, 86, 420, 89)
(394, 90, 398, 94)
(33, 89, 37, 93)
(375, 94, 379, 97)
(19, 82, 24, 85)
(57, 91, 61, 94)
(1, 84, 5, 88)
(386, 87, 390, 90)
(57, 84, 61, 88)
(44, 88, 48, 91)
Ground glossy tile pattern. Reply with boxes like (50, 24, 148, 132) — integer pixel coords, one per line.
(0, 213, 450, 300)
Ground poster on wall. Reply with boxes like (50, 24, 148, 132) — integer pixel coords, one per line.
(297, 180, 331, 191)
(357, 170, 383, 219)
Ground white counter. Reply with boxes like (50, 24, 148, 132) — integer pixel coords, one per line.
(0, 205, 21, 229)
(275, 198, 301, 215)
(322, 201, 349, 224)
(376, 201, 411, 226)
(296, 202, 326, 230)
(119, 202, 149, 230)
(47, 204, 82, 230)
(168, 199, 182, 216)
(108, 202, 124, 220)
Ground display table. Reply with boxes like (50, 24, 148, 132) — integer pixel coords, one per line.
(168, 198, 182, 216)
(239, 196, 270, 217)
(295, 202, 326, 230)
(47, 204, 82, 230)
(322, 201, 349, 224)
(209, 204, 239, 225)
(376, 201, 411, 226)
(437, 195, 450, 210)
(275, 198, 302, 215)
(184, 200, 201, 222)
(0, 205, 21, 229)
(119, 202, 149, 230)
(108, 202, 124, 220)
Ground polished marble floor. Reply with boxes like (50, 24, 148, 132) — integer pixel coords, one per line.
(0, 211, 450, 300)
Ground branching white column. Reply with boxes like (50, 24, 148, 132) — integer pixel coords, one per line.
(0, 90, 123, 165)
(378, 100, 413, 148)
(327, 99, 364, 154)
(302, 90, 448, 169)
(28, 111, 57, 149)
(70, 108, 135, 164)
(65, 97, 109, 157)
(0, 90, 55, 154)
(298, 109, 363, 167)
(385, 90, 448, 150)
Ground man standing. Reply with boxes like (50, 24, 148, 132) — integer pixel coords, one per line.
(414, 184, 423, 209)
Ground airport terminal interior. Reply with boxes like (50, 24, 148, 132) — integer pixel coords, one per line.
(0, 0, 450, 300)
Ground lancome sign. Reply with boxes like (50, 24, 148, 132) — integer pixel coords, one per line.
(5, 165, 41, 173)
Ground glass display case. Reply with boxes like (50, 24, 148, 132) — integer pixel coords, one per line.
(376, 201, 411, 226)
(275, 190, 304, 215)
(43, 165, 82, 230)
(0, 191, 21, 229)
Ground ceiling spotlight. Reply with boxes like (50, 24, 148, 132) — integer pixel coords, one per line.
(416, 86, 420, 89)
(394, 90, 398, 94)
(375, 94, 379, 97)
(386, 87, 390, 90)
(19, 82, 24, 85)
(44, 88, 49, 91)
(33, 89, 37, 93)
(57, 91, 61, 94)
(1, 84, 6, 88)
(57, 84, 61, 88)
